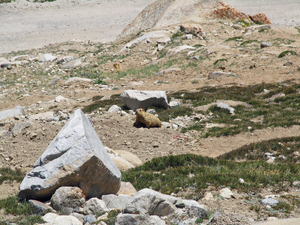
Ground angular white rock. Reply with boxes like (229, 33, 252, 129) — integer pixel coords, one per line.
(166, 45, 195, 57)
(18, 109, 121, 201)
(120, 90, 169, 110)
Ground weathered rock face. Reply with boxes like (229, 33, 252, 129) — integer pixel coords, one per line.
(210, 2, 250, 21)
(120, 90, 169, 110)
(250, 13, 272, 25)
(123, 188, 207, 217)
(18, 109, 121, 201)
(50, 187, 86, 213)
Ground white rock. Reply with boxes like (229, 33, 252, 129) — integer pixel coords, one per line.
(55, 96, 68, 103)
(60, 59, 82, 69)
(219, 188, 234, 199)
(161, 122, 171, 128)
(120, 90, 169, 110)
(169, 100, 180, 108)
(102, 194, 133, 209)
(108, 105, 121, 113)
(18, 109, 121, 201)
(64, 77, 93, 86)
(166, 45, 195, 57)
(38, 54, 57, 62)
(30, 112, 54, 122)
(83, 197, 107, 215)
(43, 213, 82, 225)
(217, 102, 235, 114)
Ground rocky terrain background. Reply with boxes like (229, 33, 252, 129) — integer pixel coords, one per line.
(1, 0, 300, 224)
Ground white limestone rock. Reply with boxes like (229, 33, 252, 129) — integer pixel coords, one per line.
(120, 90, 169, 110)
(18, 109, 121, 201)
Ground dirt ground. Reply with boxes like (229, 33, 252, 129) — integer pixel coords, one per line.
(1, 0, 300, 224)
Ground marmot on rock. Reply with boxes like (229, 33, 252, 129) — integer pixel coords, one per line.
(135, 108, 161, 128)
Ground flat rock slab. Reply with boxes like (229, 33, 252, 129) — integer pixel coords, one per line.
(0, 105, 24, 121)
(18, 109, 121, 201)
(120, 90, 169, 110)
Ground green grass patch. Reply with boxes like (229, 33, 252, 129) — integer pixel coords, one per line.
(0, 168, 25, 185)
(155, 106, 193, 122)
(219, 136, 300, 163)
(98, 209, 121, 225)
(225, 36, 243, 42)
(122, 154, 300, 196)
(278, 50, 298, 58)
(213, 59, 227, 66)
(82, 94, 125, 113)
(167, 82, 300, 137)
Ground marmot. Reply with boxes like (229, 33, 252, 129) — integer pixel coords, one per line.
(135, 108, 161, 128)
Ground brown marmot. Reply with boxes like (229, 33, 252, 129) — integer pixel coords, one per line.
(135, 108, 161, 128)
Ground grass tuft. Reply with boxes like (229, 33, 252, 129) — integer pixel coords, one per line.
(278, 50, 297, 58)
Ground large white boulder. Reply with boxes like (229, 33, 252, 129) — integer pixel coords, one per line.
(120, 90, 169, 110)
(18, 109, 121, 201)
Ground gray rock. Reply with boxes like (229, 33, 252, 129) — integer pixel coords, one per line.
(157, 37, 171, 44)
(208, 71, 238, 79)
(84, 215, 97, 224)
(50, 187, 85, 213)
(156, 68, 181, 76)
(261, 198, 279, 206)
(120, 90, 169, 110)
(64, 77, 93, 86)
(83, 197, 107, 215)
(146, 109, 156, 114)
(43, 213, 82, 225)
(28, 199, 55, 215)
(102, 194, 133, 209)
(0, 106, 24, 121)
(60, 59, 82, 69)
(190, 55, 199, 60)
(261, 42, 273, 48)
(108, 105, 121, 113)
(217, 102, 235, 114)
(116, 214, 165, 225)
(18, 109, 121, 201)
(119, 31, 170, 53)
(12, 122, 30, 136)
(57, 56, 75, 64)
(166, 45, 195, 57)
(123, 188, 207, 219)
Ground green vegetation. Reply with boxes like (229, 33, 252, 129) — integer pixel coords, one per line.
(240, 40, 259, 46)
(98, 209, 121, 225)
(0, 168, 25, 185)
(278, 50, 298, 58)
(82, 94, 124, 113)
(0, 0, 12, 3)
(219, 136, 300, 164)
(0, 196, 45, 224)
(122, 154, 300, 197)
(164, 82, 300, 137)
(225, 36, 243, 42)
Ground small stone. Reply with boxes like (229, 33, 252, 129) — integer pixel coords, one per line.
(108, 105, 121, 113)
(261, 198, 278, 206)
(219, 187, 234, 199)
(261, 42, 272, 48)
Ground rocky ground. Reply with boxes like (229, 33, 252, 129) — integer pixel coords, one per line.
(1, 0, 300, 224)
